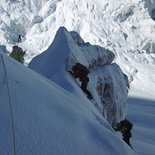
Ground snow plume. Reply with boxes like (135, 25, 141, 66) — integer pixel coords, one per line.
(0, 46, 135, 155)
(29, 27, 129, 127)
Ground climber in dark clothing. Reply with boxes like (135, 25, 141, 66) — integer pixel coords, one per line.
(114, 119, 133, 148)
(18, 35, 22, 43)
(80, 75, 92, 98)
(70, 63, 93, 99)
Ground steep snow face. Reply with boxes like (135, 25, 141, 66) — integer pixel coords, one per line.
(0, 50, 135, 155)
(0, 0, 155, 98)
(29, 27, 129, 127)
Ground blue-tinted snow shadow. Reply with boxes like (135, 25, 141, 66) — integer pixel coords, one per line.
(126, 97, 155, 128)
(126, 97, 155, 155)
(127, 97, 155, 107)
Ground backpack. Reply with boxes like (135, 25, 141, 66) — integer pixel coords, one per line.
(75, 63, 90, 75)
(10, 46, 25, 63)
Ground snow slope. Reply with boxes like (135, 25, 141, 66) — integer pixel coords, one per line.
(0, 50, 135, 155)
(29, 27, 129, 127)
(0, 0, 155, 154)
(127, 97, 155, 155)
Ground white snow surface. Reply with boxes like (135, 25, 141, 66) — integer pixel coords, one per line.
(0, 50, 135, 155)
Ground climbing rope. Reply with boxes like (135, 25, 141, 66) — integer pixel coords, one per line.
(1, 54, 16, 155)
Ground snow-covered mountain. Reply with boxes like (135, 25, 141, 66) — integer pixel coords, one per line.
(0, 0, 155, 154)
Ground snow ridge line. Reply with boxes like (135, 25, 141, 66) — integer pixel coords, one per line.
(1, 55, 16, 155)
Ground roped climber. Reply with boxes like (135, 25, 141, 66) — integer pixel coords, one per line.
(70, 63, 93, 99)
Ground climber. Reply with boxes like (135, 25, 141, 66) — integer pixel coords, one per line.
(70, 63, 93, 99)
(10, 45, 26, 64)
(114, 119, 133, 148)
(18, 35, 22, 43)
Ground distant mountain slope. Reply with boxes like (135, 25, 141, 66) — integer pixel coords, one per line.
(0, 0, 155, 98)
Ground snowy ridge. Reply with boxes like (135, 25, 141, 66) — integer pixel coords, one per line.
(0, 49, 135, 155)
(67, 31, 115, 69)
(29, 27, 129, 127)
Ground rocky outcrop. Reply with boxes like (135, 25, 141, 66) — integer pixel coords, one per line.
(29, 27, 129, 127)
